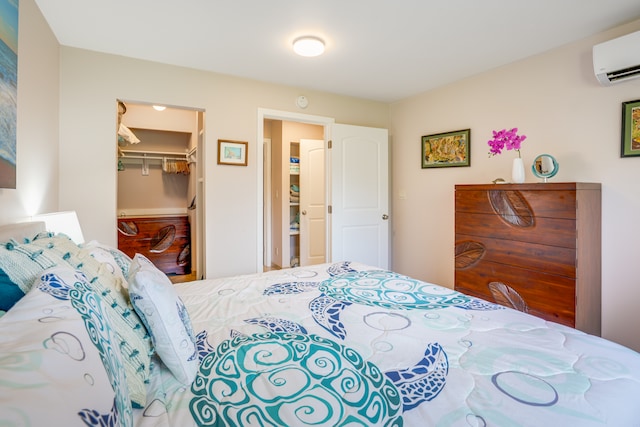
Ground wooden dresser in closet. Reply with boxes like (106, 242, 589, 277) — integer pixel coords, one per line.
(117, 216, 191, 276)
(454, 183, 601, 335)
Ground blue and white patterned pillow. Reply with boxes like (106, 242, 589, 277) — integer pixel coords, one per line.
(0, 234, 152, 408)
(128, 254, 198, 385)
(0, 266, 133, 427)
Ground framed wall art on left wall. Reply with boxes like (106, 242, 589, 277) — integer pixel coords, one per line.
(0, 0, 19, 189)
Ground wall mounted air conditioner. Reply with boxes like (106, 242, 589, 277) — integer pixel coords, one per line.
(593, 30, 640, 85)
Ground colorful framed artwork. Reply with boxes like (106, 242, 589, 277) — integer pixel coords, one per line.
(218, 139, 248, 166)
(621, 99, 640, 157)
(0, 0, 18, 188)
(421, 129, 470, 168)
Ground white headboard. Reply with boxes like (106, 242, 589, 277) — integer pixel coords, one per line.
(0, 221, 46, 242)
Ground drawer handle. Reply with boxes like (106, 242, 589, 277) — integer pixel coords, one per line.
(488, 282, 529, 313)
(454, 241, 485, 269)
(488, 190, 534, 227)
(150, 225, 176, 253)
(117, 221, 138, 236)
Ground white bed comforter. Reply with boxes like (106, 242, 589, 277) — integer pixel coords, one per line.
(132, 262, 640, 426)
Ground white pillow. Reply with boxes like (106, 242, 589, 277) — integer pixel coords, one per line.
(0, 266, 133, 426)
(127, 254, 198, 385)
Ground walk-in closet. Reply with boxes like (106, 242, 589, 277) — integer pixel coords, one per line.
(116, 101, 204, 281)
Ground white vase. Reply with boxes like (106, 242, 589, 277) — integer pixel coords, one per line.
(512, 157, 525, 183)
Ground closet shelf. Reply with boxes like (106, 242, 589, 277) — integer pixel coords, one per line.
(120, 149, 188, 162)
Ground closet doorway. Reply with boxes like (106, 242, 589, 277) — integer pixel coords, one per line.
(258, 108, 390, 273)
(263, 118, 327, 270)
(116, 101, 205, 282)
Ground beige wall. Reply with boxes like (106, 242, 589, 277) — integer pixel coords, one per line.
(390, 19, 640, 351)
(58, 47, 389, 279)
(0, 0, 59, 224)
(10, 0, 640, 352)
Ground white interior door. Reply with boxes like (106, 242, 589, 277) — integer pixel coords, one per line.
(300, 139, 325, 266)
(330, 124, 389, 269)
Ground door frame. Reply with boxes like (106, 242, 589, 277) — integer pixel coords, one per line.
(263, 137, 272, 268)
(116, 100, 205, 278)
(256, 108, 334, 272)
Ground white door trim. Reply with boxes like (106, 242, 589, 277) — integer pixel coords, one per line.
(263, 137, 272, 268)
(256, 108, 335, 273)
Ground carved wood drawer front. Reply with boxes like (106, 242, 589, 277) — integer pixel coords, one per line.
(455, 189, 577, 218)
(454, 183, 602, 335)
(455, 237, 576, 277)
(455, 260, 576, 327)
(117, 216, 191, 276)
(455, 212, 576, 248)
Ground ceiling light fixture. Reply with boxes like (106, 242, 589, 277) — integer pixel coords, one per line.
(153, 105, 166, 111)
(293, 36, 325, 57)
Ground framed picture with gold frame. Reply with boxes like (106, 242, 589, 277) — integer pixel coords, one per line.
(421, 129, 470, 168)
(218, 139, 248, 166)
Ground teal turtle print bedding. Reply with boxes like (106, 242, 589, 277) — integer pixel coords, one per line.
(3, 258, 640, 426)
(135, 262, 640, 426)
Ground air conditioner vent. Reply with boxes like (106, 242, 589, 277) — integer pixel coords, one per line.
(606, 65, 640, 83)
(593, 30, 640, 86)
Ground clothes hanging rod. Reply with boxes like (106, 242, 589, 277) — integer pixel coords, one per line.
(120, 149, 188, 157)
(120, 155, 186, 162)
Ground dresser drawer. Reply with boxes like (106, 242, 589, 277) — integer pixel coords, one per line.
(455, 212, 576, 248)
(455, 261, 576, 327)
(118, 216, 191, 276)
(455, 189, 577, 219)
(455, 236, 576, 277)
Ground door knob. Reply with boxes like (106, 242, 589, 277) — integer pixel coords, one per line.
(301, 210, 307, 215)
(382, 214, 389, 220)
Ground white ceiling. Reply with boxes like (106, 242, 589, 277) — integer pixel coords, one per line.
(35, 0, 640, 103)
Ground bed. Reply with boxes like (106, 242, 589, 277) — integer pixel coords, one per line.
(1, 223, 640, 426)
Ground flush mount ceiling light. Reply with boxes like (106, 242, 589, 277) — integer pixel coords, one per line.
(293, 36, 325, 57)
(152, 105, 166, 111)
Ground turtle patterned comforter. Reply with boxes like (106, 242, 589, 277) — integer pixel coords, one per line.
(135, 262, 640, 426)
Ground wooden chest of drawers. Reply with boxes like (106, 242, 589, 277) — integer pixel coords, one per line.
(117, 216, 191, 276)
(454, 183, 601, 335)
